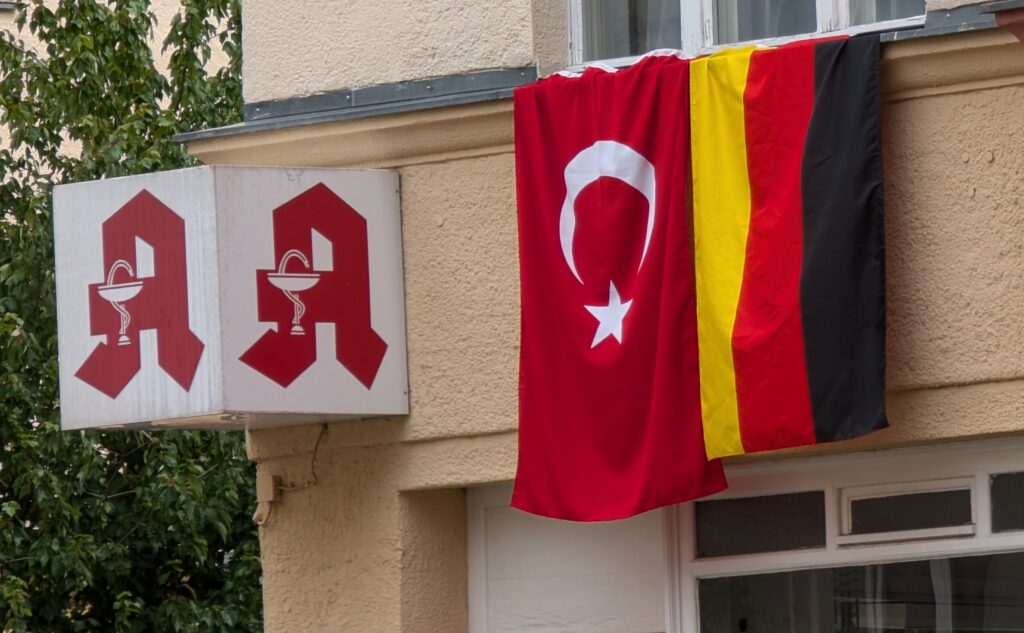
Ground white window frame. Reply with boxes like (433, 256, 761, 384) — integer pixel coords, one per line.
(836, 476, 977, 545)
(670, 436, 1024, 632)
(568, 0, 927, 67)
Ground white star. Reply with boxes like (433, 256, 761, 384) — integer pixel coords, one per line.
(584, 281, 633, 348)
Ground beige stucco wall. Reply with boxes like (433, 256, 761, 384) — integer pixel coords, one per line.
(187, 28, 1024, 633)
(240, 0, 539, 103)
(926, 0, 988, 10)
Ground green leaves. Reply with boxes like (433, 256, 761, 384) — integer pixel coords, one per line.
(0, 1, 258, 631)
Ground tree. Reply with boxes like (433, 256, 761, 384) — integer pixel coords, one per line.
(0, 1, 261, 631)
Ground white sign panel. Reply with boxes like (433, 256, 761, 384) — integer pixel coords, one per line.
(54, 166, 408, 430)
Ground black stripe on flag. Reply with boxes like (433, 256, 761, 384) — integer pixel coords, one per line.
(800, 34, 888, 443)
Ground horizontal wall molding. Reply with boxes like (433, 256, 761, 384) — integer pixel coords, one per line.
(184, 98, 515, 168)
(882, 28, 1024, 101)
(184, 28, 1024, 168)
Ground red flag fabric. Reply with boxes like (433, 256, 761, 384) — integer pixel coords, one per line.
(511, 54, 727, 521)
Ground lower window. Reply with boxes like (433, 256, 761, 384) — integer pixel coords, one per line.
(700, 552, 1024, 632)
(675, 438, 1024, 632)
(468, 438, 1024, 632)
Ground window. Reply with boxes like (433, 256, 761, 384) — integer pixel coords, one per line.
(570, 0, 926, 64)
(468, 439, 1024, 633)
(672, 438, 1024, 632)
(579, 0, 682, 62)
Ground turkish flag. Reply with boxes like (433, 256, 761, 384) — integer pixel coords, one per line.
(512, 55, 726, 521)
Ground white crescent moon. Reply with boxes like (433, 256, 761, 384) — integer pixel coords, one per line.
(559, 140, 657, 283)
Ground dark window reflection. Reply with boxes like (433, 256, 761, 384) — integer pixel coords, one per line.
(992, 472, 1024, 533)
(849, 489, 972, 535)
(696, 491, 826, 558)
(699, 552, 1024, 632)
(714, 0, 817, 45)
(582, 0, 681, 62)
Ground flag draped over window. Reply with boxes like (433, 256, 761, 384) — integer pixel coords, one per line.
(691, 35, 886, 459)
(512, 53, 727, 521)
(512, 35, 886, 520)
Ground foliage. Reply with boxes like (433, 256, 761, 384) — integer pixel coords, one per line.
(0, 1, 260, 631)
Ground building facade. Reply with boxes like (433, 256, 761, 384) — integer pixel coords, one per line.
(178, 1, 1024, 631)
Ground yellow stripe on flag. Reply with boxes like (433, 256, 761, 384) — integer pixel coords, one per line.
(691, 47, 755, 459)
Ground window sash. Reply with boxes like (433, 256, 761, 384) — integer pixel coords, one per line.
(568, 0, 925, 65)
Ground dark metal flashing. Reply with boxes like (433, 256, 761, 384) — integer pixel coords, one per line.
(981, 0, 1024, 13)
(0, 2, 19, 9)
(883, 4, 996, 41)
(244, 66, 536, 121)
(175, 66, 536, 143)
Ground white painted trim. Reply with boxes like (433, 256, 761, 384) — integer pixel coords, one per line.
(725, 435, 1024, 480)
(673, 436, 1024, 631)
(568, 0, 584, 66)
(680, 0, 707, 56)
(839, 476, 975, 537)
(674, 502, 701, 633)
(467, 484, 512, 633)
(816, 0, 839, 33)
(844, 14, 926, 35)
(835, 524, 976, 546)
(663, 506, 685, 633)
(698, 0, 715, 49)
(976, 470, 994, 538)
(833, 0, 852, 31)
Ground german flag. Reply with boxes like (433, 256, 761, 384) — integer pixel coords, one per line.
(691, 34, 887, 459)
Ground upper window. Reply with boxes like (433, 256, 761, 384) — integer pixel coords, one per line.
(571, 0, 926, 64)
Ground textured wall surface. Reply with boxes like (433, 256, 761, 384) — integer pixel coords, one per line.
(186, 29, 1024, 633)
(241, 0, 534, 103)
(926, 0, 988, 10)
(885, 85, 1024, 390)
(530, 0, 569, 77)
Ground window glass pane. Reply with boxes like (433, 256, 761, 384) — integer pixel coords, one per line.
(696, 491, 825, 558)
(850, 0, 926, 26)
(699, 552, 1024, 632)
(991, 472, 1024, 532)
(581, 0, 681, 63)
(714, 0, 816, 45)
(848, 489, 972, 535)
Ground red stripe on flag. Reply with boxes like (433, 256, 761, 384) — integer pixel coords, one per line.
(732, 42, 817, 453)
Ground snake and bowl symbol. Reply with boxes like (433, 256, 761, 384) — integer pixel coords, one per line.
(267, 249, 321, 335)
(96, 259, 144, 346)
